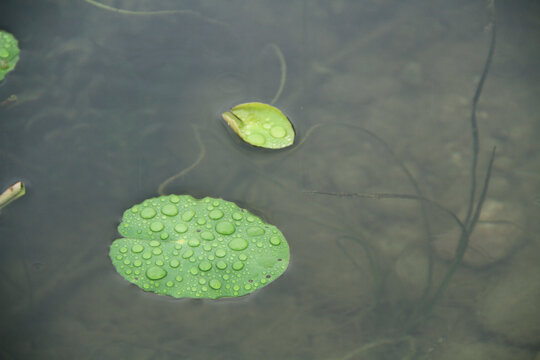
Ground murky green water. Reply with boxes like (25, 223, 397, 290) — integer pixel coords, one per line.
(1, 1, 539, 359)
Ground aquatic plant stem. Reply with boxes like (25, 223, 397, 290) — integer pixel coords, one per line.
(297, 122, 434, 296)
(301, 0, 308, 95)
(157, 126, 206, 195)
(410, 0, 497, 328)
(83, 0, 228, 27)
(337, 235, 386, 307)
(296, 123, 427, 202)
(267, 43, 287, 105)
(309, 191, 466, 236)
(417, 146, 496, 323)
(336, 336, 415, 360)
(463, 1, 496, 228)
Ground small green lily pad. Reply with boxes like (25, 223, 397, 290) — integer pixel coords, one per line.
(222, 102, 295, 149)
(0, 31, 20, 81)
(110, 195, 290, 299)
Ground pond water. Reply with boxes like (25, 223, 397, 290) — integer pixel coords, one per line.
(1, 1, 539, 359)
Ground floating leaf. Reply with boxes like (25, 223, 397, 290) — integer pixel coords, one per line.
(110, 195, 290, 299)
(0, 31, 20, 81)
(221, 102, 295, 149)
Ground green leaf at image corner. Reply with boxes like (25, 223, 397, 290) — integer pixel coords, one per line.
(222, 102, 295, 149)
(0, 31, 20, 81)
(110, 195, 290, 299)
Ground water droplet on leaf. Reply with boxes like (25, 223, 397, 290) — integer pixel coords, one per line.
(146, 266, 167, 280)
(141, 208, 157, 219)
(228, 238, 248, 251)
(216, 221, 235, 235)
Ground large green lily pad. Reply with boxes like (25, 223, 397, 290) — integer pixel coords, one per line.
(0, 31, 20, 81)
(221, 102, 295, 149)
(110, 195, 290, 299)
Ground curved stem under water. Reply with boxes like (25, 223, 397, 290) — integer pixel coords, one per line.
(157, 126, 206, 195)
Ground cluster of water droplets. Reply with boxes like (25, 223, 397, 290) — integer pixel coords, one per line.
(110, 195, 289, 299)
(240, 112, 291, 148)
(223, 103, 295, 149)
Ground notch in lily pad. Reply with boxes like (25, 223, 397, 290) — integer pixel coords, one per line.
(0, 31, 20, 81)
(222, 102, 295, 149)
(110, 195, 290, 299)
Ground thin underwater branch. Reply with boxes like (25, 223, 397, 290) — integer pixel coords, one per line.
(336, 335, 416, 360)
(266, 43, 287, 105)
(83, 0, 228, 27)
(309, 143, 495, 328)
(337, 235, 386, 307)
(308, 190, 466, 238)
(296, 123, 433, 239)
(463, 0, 497, 228)
(416, 146, 496, 326)
(157, 126, 206, 195)
(297, 121, 435, 300)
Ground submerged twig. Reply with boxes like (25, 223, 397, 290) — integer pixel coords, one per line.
(463, 0, 497, 228)
(417, 147, 496, 323)
(296, 122, 434, 292)
(266, 43, 287, 105)
(157, 126, 206, 195)
(336, 336, 416, 360)
(310, 145, 495, 329)
(312, 0, 498, 334)
(405, 1, 497, 328)
(309, 190, 466, 238)
(337, 235, 386, 307)
(83, 0, 228, 27)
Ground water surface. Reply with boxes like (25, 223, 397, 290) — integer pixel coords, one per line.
(1, 1, 539, 359)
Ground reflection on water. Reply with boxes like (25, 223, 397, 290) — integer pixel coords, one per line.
(1, 0, 539, 359)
